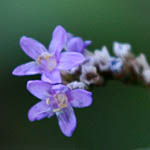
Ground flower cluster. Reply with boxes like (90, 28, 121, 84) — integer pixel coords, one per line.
(13, 25, 150, 137)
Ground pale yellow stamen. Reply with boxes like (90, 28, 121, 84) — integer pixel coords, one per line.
(53, 93, 68, 112)
(46, 98, 50, 105)
(53, 108, 61, 112)
(55, 93, 67, 108)
(45, 55, 50, 61)
(36, 53, 57, 71)
(36, 53, 51, 65)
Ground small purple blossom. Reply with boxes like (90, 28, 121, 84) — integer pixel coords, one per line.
(27, 80, 93, 137)
(12, 26, 85, 84)
(66, 33, 91, 53)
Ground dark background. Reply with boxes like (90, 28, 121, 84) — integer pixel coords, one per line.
(1, 0, 150, 149)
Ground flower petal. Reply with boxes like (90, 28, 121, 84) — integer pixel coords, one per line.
(49, 25, 67, 55)
(27, 80, 52, 100)
(52, 84, 69, 94)
(42, 69, 62, 84)
(41, 73, 52, 83)
(70, 89, 93, 108)
(28, 100, 54, 122)
(12, 61, 41, 76)
(56, 104, 76, 137)
(67, 37, 85, 53)
(20, 36, 47, 60)
(84, 40, 92, 47)
(67, 32, 73, 41)
(58, 52, 85, 70)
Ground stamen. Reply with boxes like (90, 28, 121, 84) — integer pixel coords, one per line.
(46, 98, 50, 105)
(53, 108, 61, 112)
(45, 55, 50, 61)
(36, 53, 51, 65)
(53, 93, 68, 112)
(59, 104, 67, 108)
(36, 53, 57, 71)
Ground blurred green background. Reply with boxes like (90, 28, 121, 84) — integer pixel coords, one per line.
(1, 0, 150, 149)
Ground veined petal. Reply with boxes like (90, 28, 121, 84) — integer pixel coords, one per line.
(52, 84, 69, 94)
(58, 52, 85, 70)
(28, 100, 54, 122)
(27, 80, 52, 100)
(12, 61, 41, 76)
(42, 69, 62, 84)
(49, 25, 67, 56)
(56, 104, 76, 137)
(70, 89, 93, 108)
(41, 73, 52, 83)
(67, 37, 84, 53)
(20, 36, 47, 59)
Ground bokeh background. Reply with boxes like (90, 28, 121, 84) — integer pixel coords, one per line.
(1, 0, 150, 149)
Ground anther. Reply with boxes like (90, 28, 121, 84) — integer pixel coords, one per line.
(46, 98, 50, 105)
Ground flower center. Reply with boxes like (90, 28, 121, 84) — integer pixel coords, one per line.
(36, 52, 57, 72)
(53, 93, 68, 112)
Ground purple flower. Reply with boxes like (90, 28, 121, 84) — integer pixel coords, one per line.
(66, 33, 91, 53)
(27, 80, 93, 137)
(12, 25, 85, 83)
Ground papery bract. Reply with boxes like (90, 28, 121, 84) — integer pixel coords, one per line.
(113, 41, 131, 58)
(110, 57, 123, 73)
